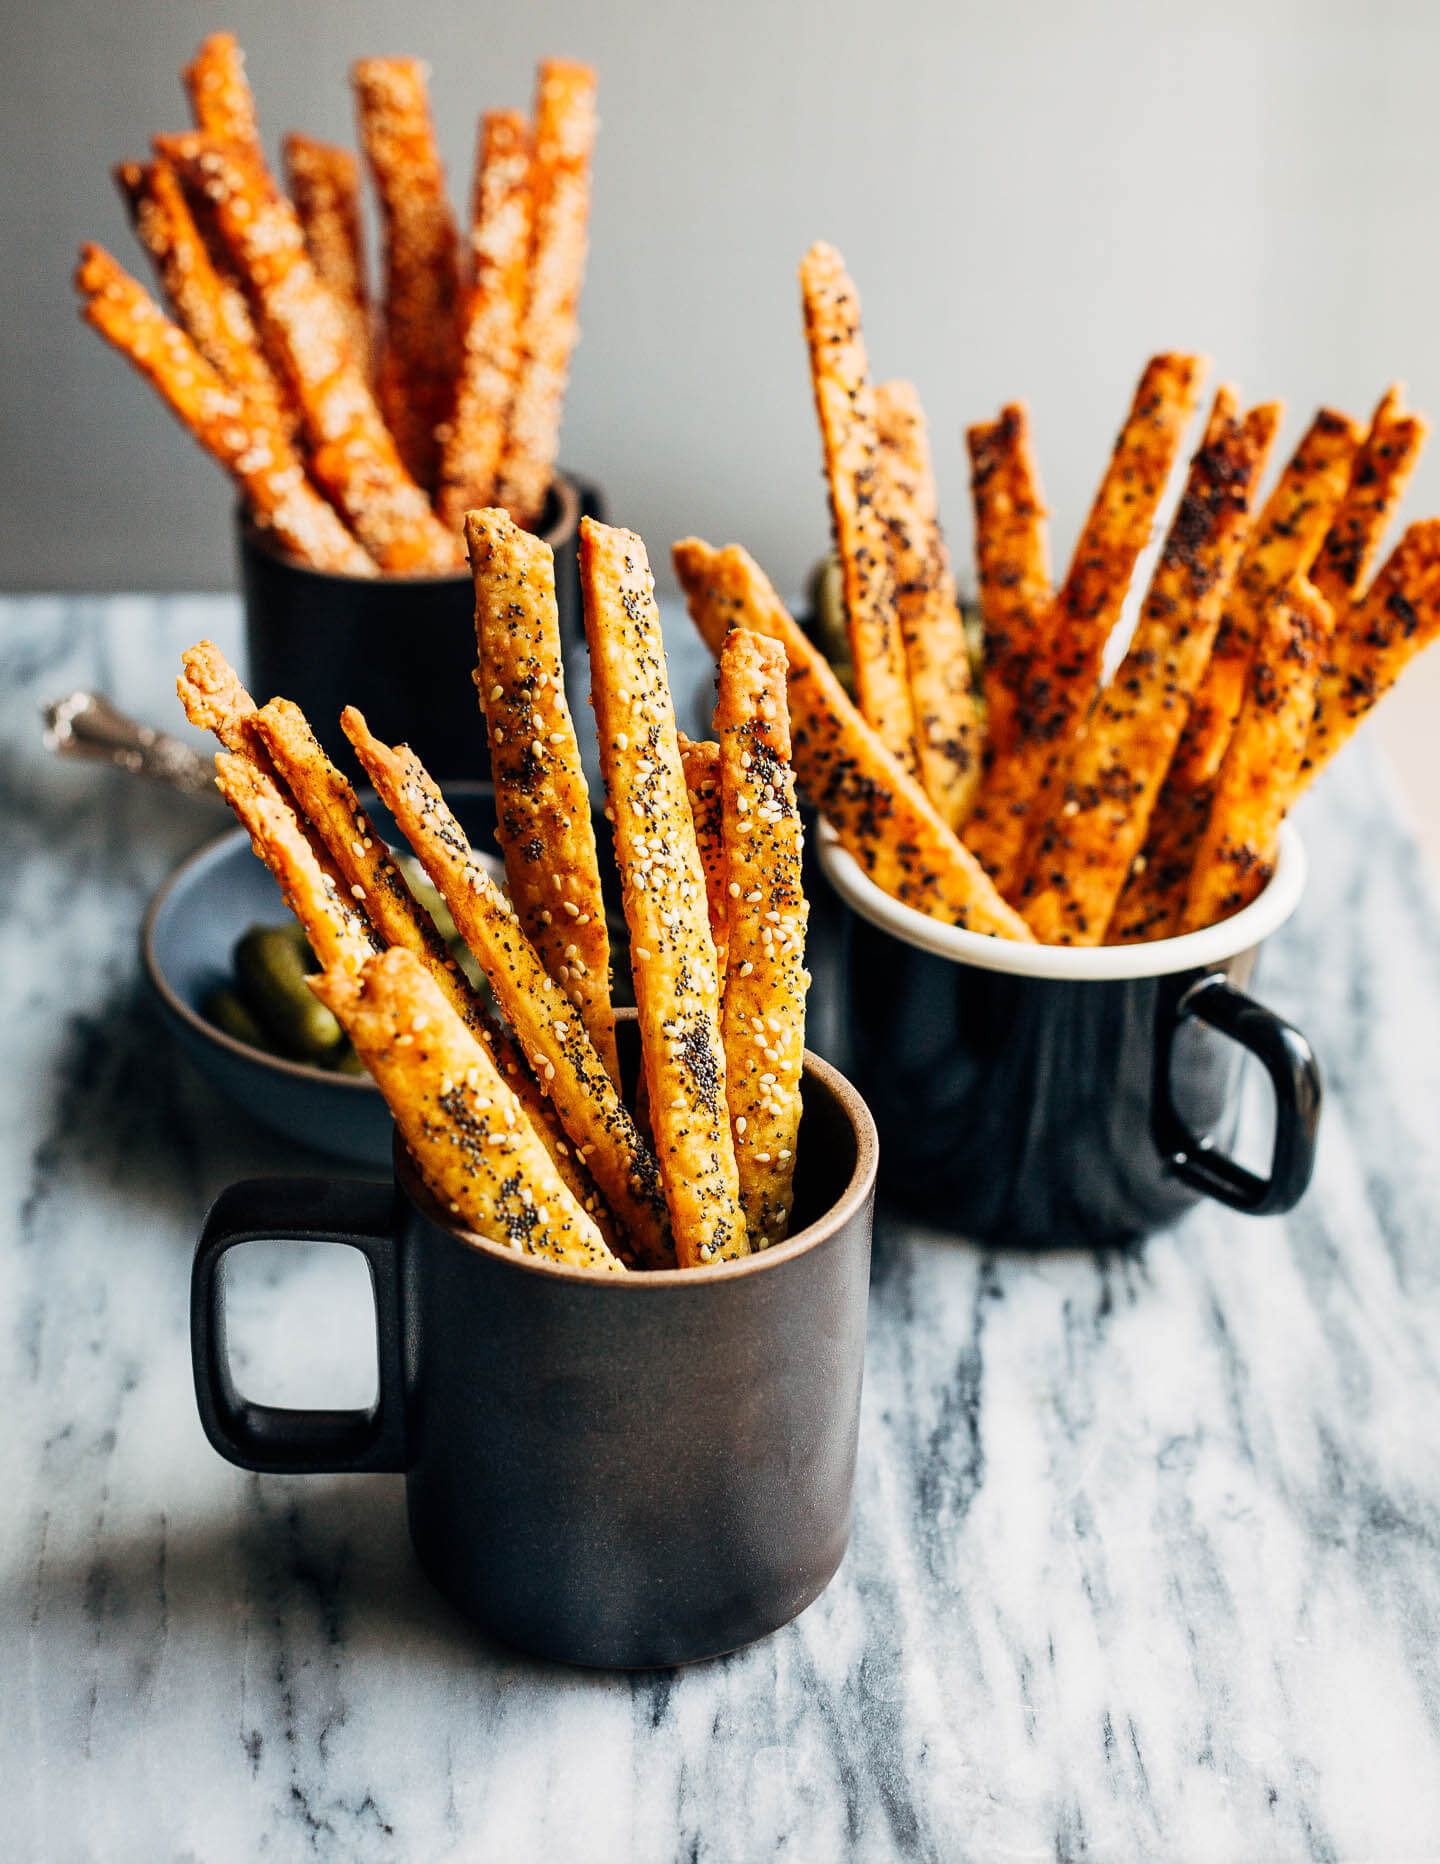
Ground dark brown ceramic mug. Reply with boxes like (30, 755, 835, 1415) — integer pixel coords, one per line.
(190, 1019, 878, 1668)
(237, 473, 603, 784)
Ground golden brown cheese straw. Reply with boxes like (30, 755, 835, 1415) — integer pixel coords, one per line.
(1108, 406, 1368, 945)
(465, 508, 619, 1086)
(342, 708, 674, 1269)
(581, 520, 749, 1266)
(178, 642, 387, 950)
(494, 62, 597, 528)
(1021, 391, 1280, 945)
(352, 58, 463, 491)
(799, 242, 918, 773)
(873, 379, 983, 829)
(248, 693, 602, 1216)
(967, 402, 1052, 766)
(1170, 407, 1364, 792)
(1181, 578, 1334, 931)
(1311, 388, 1428, 614)
(965, 352, 1206, 895)
(283, 134, 372, 383)
(313, 951, 621, 1273)
(212, 753, 379, 975)
(172, 137, 460, 573)
(715, 631, 809, 1247)
(116, 158, 296, 444)
(678, 735, 728, 989)
(1298, 519, 1440, 795)
(439, 112, 534, 527)
(674, 539, 1033, 940)
(183, 32, 261, 145)
(77, 246, 376, 576)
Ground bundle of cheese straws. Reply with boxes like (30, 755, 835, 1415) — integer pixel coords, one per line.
(180, 515, 810, 1274)
(675, 242, 1440, 945)
(75, 32, 595, 573)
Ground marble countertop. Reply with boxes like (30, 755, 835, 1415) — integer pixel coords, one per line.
(4, 593, 1440, 1863)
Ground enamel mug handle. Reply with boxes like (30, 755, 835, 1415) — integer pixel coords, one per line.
(191, 1178, 409, 1474)
(1153, 973, 1323, 1215)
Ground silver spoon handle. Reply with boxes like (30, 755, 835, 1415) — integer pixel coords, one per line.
(41, 691, 216, 798)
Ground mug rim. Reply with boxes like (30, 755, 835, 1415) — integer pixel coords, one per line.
(817, 819, 1307, 980)
(394, 1028, 880, 1288)
(236, 471, 582, 587)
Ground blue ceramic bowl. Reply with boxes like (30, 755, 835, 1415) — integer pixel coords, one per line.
(142, 786, 499, 1167)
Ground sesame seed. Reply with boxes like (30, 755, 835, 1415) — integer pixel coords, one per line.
(615, 733, 628, 750)
(728, 881, 741, 898)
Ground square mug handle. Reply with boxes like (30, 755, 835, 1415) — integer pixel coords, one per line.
(1152, 973, 1323, 1215)
(191, 1178, 409, 1474)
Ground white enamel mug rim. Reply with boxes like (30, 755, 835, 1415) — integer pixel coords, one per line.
(816, 820, 1307, 981)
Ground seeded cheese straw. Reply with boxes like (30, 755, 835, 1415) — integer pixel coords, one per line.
(677, 735, 728, 991)
(874, 378, 983, 829)
(1173, 408, 1363, 792)
(249, 692, 605, 1219)
(800, 242, 918, 774)
(183, 31, 261, 145)
(674, 539, 1033, 940)
(966, 352, 1206, 896)
(581, 519, 749, 1266)
(116, 158, 296, 445)
(343, 708, 674, 1269)
(495, 62, 597, 529)
(967, 402, 1052, 775)
(439, 112, 534, 527)
(1021, 391, 1280, 944)
(212, 753, 379, 975)
(466, 507, 618, 1086)
(1109, 405, 1368, 944)
(313, 950, 621, 1273)
(714, 631, 809, 1246)
(283, 134, 372, 383)
(78, 247, 375, 576)
(1181, 577, 1334, 930)
(173, 136, 460, 573)
(352, 57, 463, 491)
(1299, 519, 1440, 794)
(1311, 387, 1428, 614)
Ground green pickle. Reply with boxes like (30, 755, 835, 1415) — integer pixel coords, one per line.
(203, 986, 268, 1050)
(233, 923, 344, 1062)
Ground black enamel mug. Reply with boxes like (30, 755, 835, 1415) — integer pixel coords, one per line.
(238, 473, 604, 785)
(190, 1018, 878, 1668)
(816, 822, 1321, 1248)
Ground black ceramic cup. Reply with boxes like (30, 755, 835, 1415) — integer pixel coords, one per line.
(816, 822, 1321, 1248)
(190, 1016, 878, 1668)
(238, 473, 604, 784)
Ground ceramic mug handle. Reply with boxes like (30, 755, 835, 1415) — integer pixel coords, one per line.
(191, 1177, 409, 1475)
(1152, 973, 1323, 1216)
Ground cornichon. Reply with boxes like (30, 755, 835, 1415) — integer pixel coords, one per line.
(234, 923, 345, 1061)
(203, 985, 268, 1049)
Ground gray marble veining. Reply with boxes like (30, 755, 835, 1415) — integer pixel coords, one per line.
(3, 594, 1440, 1862)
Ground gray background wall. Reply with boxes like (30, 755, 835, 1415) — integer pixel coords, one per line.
(6, 0, 1440, 606)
